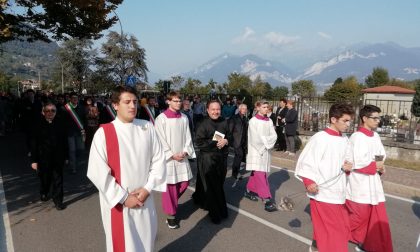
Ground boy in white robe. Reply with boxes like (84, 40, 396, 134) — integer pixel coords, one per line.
(245, 100, 278, 212)
(87, 86, 166, 252)
(155, 91, 196, 229)
(345, 104, 393, 252)
(295, 103, 354, 252)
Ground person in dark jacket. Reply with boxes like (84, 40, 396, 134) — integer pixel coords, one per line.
(30, 102, 68, 210)
(275, 99, 288, 151)
(284, 100, 298, 156)
(228, 104, 248, 180)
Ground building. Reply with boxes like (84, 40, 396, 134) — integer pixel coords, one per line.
(362, 85, 416, 117)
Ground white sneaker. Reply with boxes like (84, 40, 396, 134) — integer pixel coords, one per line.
(309, 246, 318, 252)
(355, 245, 365, 251)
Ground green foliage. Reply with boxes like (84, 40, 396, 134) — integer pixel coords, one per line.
(225, 72, 252, 94)
(180, 78, 202, 94)
(251, 76, 272, 98)
(170, 75, 184, 90)
(324, 76, 363, 102)
(365, 67, 390, 87)
(0, 0, 123, 43)
(98, 31, 148, 86)
(411, 79, 420, 117)
(291, 79, 316, 97)
(56, 39, 95, 93)
(333, 77, 343, 86)
(272, 86, 289, 100)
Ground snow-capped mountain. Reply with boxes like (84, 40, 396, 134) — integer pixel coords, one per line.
(179, 42, 420, 87)
(183, 53, 295, 85)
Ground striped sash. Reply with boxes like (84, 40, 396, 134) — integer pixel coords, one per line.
(64, 103, 84, 130)
(105, 105, 117, 120)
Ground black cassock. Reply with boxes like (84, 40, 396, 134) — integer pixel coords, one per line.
(192, 116, 231, 224)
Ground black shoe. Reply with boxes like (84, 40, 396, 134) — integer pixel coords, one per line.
(166, 218, 180, 229)
(55, 203, 66, 211)
(40, 194, 49, 202)
(244, 191, 258, 201)
(264, 201, 277, 212)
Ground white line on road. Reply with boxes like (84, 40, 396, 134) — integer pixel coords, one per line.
(187, 186, 312, 246)
(0, 169, 14, 252)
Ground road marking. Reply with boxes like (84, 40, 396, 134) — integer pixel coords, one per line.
(187, 186, 312, 246)
(229, 154, 420, 205)
(0, 169, 14, 252)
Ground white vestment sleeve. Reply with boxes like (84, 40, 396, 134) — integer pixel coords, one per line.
(183, 118, 196, 159)
(143, 125, 167, 193)
(87, 128, 127, 208)
(154, 116, 174, 161)
(261, 122, 277, 150)
(295, 134, 324, 183)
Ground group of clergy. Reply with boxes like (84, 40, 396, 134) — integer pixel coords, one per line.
(86, 84, 392, 252)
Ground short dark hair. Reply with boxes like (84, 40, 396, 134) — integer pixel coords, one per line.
(280, 98, 287, 104)
(206, 99, 221, 109)
(359, 105, 381, 123)
(329, 103, 355, 122)
(167, 91, 181, 101)
(111, 85, 138, 104)
(69, 92, 78, 98)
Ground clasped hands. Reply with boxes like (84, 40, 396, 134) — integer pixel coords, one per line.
(123, 188, 149, 208)
(376, 161, 385, 174)
(172, 152, 188, 161)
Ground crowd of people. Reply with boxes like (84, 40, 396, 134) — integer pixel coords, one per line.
(0, 87, 393, 251)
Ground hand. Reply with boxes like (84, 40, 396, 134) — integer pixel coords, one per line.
(131, 188, 150, 204)
(306, 183, 319, 194)
(277, 116, 282, 119)
(172, 153, 184, 161)
(342, 160, 353, 172)
(376, 161, 384, 169)
(123, 194, 143, 208)
(216, 139, 228, 149)
(31, 163, 38, 170)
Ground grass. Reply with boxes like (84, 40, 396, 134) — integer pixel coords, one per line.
(385, 158, 420, 172)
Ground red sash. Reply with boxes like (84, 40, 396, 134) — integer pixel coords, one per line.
(102, 123, 125, 252)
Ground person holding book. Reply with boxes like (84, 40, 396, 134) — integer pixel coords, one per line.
(192, 100, 231, 224)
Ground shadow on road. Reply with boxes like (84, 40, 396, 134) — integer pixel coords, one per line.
(412, 196, 420, 220)
(0, 133, 97, 219)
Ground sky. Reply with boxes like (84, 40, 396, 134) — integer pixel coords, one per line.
(103, 0, 420, 78)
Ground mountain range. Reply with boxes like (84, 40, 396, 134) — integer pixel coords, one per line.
(179, 42, 420, 88)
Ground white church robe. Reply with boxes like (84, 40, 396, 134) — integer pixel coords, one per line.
(87, 118, 167, 252)
(154, 110, 196, 184)
(246, 114, 277, 172)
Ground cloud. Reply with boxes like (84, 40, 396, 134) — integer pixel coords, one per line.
(264, 32, 300, 47)
(317, 32, 332, 39)
(232, 27, 256, 44)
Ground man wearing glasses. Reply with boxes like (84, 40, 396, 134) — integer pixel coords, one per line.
(155, 91, 196, 229)
(345, 104, 393, 252)
(30, 102, 68, 210)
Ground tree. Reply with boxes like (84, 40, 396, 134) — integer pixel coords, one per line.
(333, 77, 343, 86)
(411, 79, 420, 117)
(291, 79, 316, 97)
(365, 67, 390, 88)
(251, 76, 272, 98)
(0, 0, 123, 43)
(324, 76, 363, 102)
(98, 31, 148, 86)
(56, 39, 95, 93)
(180, 78, 201, 94)
(170, 75, 184, 91)
(272, 86, 289, 100)
(225, 72, 252, 95)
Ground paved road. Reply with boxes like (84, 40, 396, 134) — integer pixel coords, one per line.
(1, 133, 419, 252)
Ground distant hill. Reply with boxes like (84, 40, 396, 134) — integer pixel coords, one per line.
(0, 40, 59, 80)
(180, 42, 420, 89)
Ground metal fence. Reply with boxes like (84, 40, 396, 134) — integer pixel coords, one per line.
(269, 96, 419, 144)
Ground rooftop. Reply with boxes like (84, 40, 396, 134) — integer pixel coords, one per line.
(362, 85, 416, 94)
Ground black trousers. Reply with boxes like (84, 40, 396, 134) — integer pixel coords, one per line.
(38, 162, 63, 205)
(276, 126, 287, 151)
(232, 146, 246, 178)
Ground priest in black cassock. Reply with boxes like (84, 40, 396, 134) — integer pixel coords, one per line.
(192, 100, 231, 224)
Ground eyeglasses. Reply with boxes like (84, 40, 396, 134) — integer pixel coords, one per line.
(44, 109, 56, 113)
(368, 116, 381, 121)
